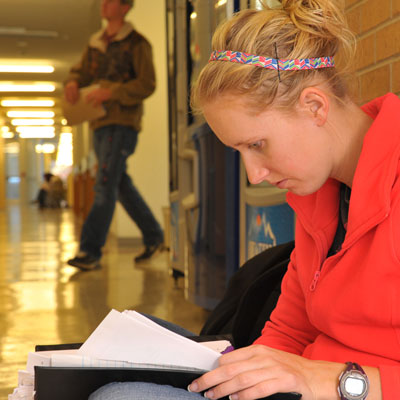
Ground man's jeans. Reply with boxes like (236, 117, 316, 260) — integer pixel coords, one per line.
(80, 125, 163, 259)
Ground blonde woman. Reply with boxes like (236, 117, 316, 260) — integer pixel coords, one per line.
(90, 1, 399, 399)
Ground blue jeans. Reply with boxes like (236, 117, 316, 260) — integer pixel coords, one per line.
(80, 125, 163, 259)
(88, 317, 202, 400)
(89, 382, 204, 400)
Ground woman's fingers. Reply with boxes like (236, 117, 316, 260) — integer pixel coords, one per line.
(188, 345, 312, 400)
(189, 346, 288, 398)
(201, 369, 281, 400)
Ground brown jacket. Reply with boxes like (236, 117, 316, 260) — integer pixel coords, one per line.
(66, 22, 155, 131)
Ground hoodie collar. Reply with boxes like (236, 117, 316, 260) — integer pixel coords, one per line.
(89, 21, 134, 52)
(346, 93, 400, 242)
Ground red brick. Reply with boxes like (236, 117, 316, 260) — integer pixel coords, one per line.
(376, 20, 400, 62)
(393, 61, 400, 93)
(346, 6, 361, 35)
(354, 34, 375, 71)
(359, 65, 390, 103)
(360, 0, 391, 33)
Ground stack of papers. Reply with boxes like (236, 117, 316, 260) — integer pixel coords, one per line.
(61, 84, 106, 126)
(8, 309, 232, 400)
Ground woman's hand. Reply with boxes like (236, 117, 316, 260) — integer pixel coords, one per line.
(188, 345, 344, 400)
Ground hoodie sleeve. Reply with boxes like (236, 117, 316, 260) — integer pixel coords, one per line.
(379, 365, 400, 399)
(64, 47, 94, 88)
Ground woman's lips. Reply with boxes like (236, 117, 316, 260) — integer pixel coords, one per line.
(275, 179, 288, 189)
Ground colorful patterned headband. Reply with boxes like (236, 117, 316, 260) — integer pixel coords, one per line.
(209, 50, 335, 71)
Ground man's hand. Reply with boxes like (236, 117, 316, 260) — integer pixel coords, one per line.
(85, 87, 112, 107)
(64, 80, 80, 105)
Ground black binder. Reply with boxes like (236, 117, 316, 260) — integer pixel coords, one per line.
(34, 344, 301, 400)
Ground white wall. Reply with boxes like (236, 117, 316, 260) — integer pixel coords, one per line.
(111, 0, 169, 240)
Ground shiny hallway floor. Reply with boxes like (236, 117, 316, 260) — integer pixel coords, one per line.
(0, 202, 210, 398)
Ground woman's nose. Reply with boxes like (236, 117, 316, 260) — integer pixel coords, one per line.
(243, 159, 270, 185)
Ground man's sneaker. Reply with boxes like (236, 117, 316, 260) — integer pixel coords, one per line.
(134, 242, 164, 262)
(67, 253, 100, 271)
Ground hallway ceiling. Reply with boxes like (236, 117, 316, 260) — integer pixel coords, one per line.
(0, 0, 102, 139)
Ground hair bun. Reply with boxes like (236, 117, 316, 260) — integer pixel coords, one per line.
(277, 0, 348, 43)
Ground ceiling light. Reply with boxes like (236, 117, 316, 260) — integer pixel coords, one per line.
(5, 142, 19, 154)
(1, 126, 10, 133)
(56, 132, 73, 167)
(11, 118, 54, 126)
(216, 0, 227, 7)
(0, 83, 56, 92)
(7, 111, 55, 118)
(0, 65, 54, 73)
(2, 132, 14, 139)
(35, 143, 56, 154)
(0, 27, 59, 39)
(16, 126, 55, 138)
(1, 100, 55, 107)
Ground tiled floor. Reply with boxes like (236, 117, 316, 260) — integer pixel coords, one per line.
(0, 202, 210, 398)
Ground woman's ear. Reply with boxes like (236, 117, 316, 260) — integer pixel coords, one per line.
(298, 87, 330, 127)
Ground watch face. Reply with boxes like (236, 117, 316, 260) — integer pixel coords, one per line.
(345, 377, 366, 396)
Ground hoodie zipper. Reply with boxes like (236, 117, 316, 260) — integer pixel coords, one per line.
(309, 270, 321, 291)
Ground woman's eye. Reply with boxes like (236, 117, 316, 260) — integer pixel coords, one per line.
(248, 141, 263, 150)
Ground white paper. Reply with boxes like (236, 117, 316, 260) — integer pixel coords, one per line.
(62, 84, 106, 126)
(78, 309, 221, 371)
(51, 353, 203, 371)
(25, 349, 79, 374)
(18, 371, 34, 387)
(201, 340, 232, 353)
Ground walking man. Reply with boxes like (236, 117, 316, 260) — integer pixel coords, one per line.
(64, 0, 164, 271)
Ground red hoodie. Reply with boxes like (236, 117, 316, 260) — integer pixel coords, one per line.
(254, 93, 400, 399)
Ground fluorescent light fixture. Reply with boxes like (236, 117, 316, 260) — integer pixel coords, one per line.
(61, 126, 72, 133)
(2, 132, 14, 139)
(5, 142, 19, 154)
(16, 126, 55, 138)
(0, 65, 54, 73)
(1, 99, 55, 107)
(0, 83, 56, 92)
(1, 126, 10, 133)
(35, 143, 56, 153)
(11, 118, 54, 126)
(7, 111, 55, 118)
(56, 132, 73, 167)
(0, 27, 58, 39)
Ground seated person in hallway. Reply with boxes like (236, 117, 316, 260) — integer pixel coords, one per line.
(90, 0, 400, 399)
(64, 0, 163, 271)
(36, 172, 53, 209)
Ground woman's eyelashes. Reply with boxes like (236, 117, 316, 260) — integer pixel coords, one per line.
(248, 140, 264, 151)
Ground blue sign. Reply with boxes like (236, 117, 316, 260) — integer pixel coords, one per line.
(246, 203, 295, 260)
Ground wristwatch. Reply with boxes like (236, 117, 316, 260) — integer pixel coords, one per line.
(338, 362, 369, 400)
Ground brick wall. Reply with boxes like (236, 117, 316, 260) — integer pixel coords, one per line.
(345, 0, 400, 103)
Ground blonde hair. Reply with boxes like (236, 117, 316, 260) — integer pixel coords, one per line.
(191, 0, 356, 113)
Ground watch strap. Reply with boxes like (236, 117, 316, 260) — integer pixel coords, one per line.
(338, 362, 369, 400)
